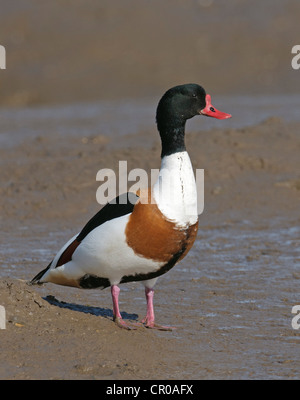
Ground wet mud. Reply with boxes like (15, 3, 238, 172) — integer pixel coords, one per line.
(1, 116, 300, 379)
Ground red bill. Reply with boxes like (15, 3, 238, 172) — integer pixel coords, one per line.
(200, 94, 232, 119)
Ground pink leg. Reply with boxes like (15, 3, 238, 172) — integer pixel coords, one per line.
(142, 287, 175, 331)
(142, 287, 155, 325)
(111, 285, 140, 330)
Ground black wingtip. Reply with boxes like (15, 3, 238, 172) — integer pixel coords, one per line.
(30, 261, 52, 285)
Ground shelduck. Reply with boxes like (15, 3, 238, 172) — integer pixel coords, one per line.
(31, 84, 231, 330)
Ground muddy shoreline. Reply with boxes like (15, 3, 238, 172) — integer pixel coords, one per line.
(1, 116, 300, 379)
(1, 0, 300, 380)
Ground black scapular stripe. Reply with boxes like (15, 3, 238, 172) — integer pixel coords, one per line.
(76, 192, 139, 242)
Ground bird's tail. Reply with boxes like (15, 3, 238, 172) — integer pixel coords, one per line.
(30, 261, 52, 285)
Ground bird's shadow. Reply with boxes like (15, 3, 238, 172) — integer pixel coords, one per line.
(43, 295, 139, 321)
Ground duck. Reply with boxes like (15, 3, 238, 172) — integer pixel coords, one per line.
(31, 83, 231, 330)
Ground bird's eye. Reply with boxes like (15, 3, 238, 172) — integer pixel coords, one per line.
(192, 93, 197, 98)
(210, 107, 215, 112)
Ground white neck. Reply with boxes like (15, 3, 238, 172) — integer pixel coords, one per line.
(153, 151, 198, 227)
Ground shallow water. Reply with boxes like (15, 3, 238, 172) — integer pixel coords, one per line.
(1, 94, 300, 149)
(163, 218, 300, 378)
